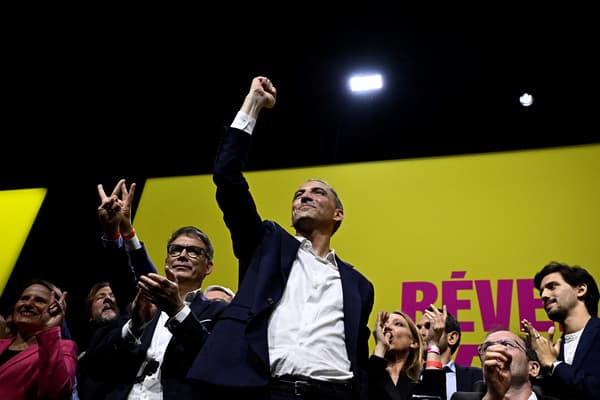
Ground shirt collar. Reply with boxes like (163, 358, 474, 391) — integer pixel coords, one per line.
(443, 359, 456, 372)
(295, 236, 338, 267)
(184, 288, 203, 304)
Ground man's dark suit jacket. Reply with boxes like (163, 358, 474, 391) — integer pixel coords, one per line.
(188, 127, 375, 400)
(78, 243, 227, 400)
(455, 364, 483, 392)
(538, 315, 600, 400)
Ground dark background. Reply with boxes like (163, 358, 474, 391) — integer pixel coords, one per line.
(2, 10, 598, 342)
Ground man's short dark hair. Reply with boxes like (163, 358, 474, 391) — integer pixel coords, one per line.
(534, 261, 599, 316)
(167, 226, 214, 260)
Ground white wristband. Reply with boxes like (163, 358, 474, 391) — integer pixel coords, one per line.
(427, 345, 441, 354)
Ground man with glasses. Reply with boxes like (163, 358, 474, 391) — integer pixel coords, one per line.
(82, 180, 227, 400)
(451, 329, 559, 400)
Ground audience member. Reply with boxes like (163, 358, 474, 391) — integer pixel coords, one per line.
(417, 306, 482, 398)
(188, 76, 375, 400)
(451, 329, 559, 400)
(84, 281, 120, 328)
(521, 261, 600, 400)
(76, 282, 124, 400)
(95, 178, 157, 308)
(0, 279, 78, 399)
(204, 284, 235, 302)
(76, 179, 160, 400)
(369, 307, 446, 400)
(85, 222, 227, 399)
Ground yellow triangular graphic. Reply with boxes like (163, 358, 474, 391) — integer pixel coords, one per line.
(0, 188, 47, 294)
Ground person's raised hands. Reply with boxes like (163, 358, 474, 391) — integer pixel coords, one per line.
(131, 288, 157, 332)
(372, 310, 390, 357)
(97, 179, 137, 238)
(521, 318, 560, 370)
(117, 180, 136, 236)
(44, 290, 67, 330)
(481, 344, 512, 400)
(138, 267, 185, 318)
(242, 76, 277, 118)
(97, 179, 125, 237)
(423, 304, 447, 346)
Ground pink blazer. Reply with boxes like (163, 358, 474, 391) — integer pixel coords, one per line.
(0, 326, 78, 399)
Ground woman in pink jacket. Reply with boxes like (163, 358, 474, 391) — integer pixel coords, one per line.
(0, 279, 78, 399)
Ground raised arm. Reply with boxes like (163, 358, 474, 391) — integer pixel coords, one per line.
(212, 77, 276, 272)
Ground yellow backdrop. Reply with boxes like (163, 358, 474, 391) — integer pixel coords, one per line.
(134, 143, 600, 366)
(0, 188, 47, 294)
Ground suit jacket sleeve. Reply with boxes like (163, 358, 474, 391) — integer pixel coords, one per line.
(545, 317, 600, 399)
(213, 126, 264, 279)
(161, 299, 227, 380)
(93, 239, 159, 321)
(128, 242, 159, 278)
(37, 326, 78, 399)
(95, 243, 140, 313)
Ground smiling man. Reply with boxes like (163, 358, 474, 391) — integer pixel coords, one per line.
(79, 180, 228, 400)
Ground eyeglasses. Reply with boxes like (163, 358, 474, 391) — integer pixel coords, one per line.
(477, 339, 526, 357)
(167, 244, 207, 259)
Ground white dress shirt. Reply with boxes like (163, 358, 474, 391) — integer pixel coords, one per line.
(268, 237, 353, 382)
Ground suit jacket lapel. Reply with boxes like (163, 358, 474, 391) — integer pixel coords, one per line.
(340, 261, 359, 366)
(139, 311, 162, 349)
(247, 230, 300, 369)
(571, 317, 600, 367)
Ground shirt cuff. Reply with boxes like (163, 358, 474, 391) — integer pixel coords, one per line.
(101, 235, 124, 248)
(231, 111, 256, 135)
(165, 305, 191, 332)
(124, 235, 142, 251)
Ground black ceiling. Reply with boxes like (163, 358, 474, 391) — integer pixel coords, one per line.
(3, 11, 599, 187)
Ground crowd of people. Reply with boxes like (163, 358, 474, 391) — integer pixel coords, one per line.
(0, 76, 598, 400)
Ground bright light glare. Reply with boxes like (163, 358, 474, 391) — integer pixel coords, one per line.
(519, 92, 533, 107)
(349, 74, 383, 92)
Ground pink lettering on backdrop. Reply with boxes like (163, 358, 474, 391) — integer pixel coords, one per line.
(455, 344, 480, 366)
(401, 281, 437, 322)
(475, 279, 513, 330)
(517, 279, 553, 332)
(442, 271, 473, 331)
(400, 273, 555, 367)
